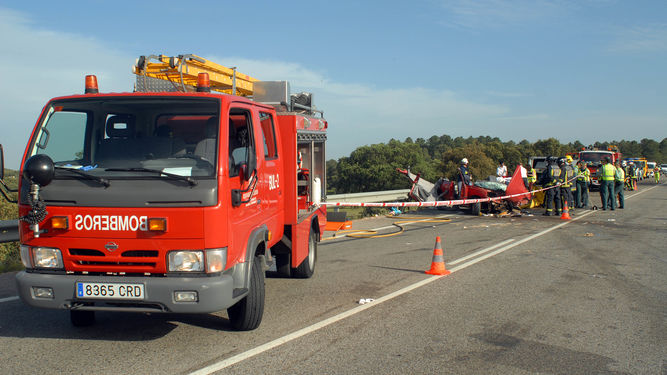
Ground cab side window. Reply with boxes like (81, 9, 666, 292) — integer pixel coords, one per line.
(229, 109, 254, 177)
(259, 112, 278, 159)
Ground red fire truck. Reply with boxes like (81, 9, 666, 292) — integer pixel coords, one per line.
(1, 54, 327, 330)
(578, 146, 622, 190)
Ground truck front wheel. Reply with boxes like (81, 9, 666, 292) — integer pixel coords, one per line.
(292, 229, 317, 278)
(227, 255, 265, 331)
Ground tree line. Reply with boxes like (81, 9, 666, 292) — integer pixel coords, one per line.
(327, 136, 667, 194)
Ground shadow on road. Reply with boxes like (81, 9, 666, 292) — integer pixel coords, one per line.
(0, 303, 236, 340)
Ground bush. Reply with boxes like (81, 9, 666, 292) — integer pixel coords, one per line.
(0, 169, 20, 273)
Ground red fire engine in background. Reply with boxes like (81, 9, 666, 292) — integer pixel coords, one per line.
(0, 54, 327, 330)
(577, 145, 622, 190)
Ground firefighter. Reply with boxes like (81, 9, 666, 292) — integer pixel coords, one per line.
(526, 161, 537, 190)
(628, 162, 638, 190)
(559, 157, 575, 213)
(614, 160, 625, 209)
(575, 160, 590, 208)
(540, 156, 561, 216)
(621, 161, 631, 190)
(456, 158, 471, 199)
(598, 157, 615, 210)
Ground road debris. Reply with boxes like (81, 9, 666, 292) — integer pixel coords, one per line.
(358, 298, 375, 305)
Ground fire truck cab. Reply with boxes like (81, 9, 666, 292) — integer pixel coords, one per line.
(578, 146, 622, 190)
(3, 55, 327, 330)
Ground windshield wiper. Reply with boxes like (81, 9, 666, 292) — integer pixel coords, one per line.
(54, 166, 110, 187)
(105, 168, 197, 186)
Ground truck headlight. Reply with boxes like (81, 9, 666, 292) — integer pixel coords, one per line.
(31, 247, 64, 269)
(205, 248, 227, 273)
(168, 251, 204, 272)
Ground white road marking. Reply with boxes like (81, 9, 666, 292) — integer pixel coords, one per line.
(0, 296, 19, 303)
(448, 238, 516, 266)
(191, 187, 663, 374)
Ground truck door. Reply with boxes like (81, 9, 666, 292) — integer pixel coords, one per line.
(257, 110, 282, 235)
(228, 106, 262, 262)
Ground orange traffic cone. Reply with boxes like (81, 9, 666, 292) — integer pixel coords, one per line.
(561, 199, 571, 220)
(425, 236, 451, 275)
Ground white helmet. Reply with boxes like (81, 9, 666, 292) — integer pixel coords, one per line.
(622, 161, 627, 167)
(461, 158, 469, 164)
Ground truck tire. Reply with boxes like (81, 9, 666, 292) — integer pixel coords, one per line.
(70, 310, 95, 327)
(292, 229, 316, 278)
(227, 255, 265, 331)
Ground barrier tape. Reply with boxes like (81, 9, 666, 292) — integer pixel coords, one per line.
(321, 174, 583, 208)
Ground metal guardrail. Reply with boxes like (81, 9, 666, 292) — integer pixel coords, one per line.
(0, 220, 19, 243)
(0, 190, 411, 243)
(327, 189, 410, 204)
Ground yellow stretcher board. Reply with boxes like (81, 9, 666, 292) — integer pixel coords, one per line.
(133, 54, 258, 96)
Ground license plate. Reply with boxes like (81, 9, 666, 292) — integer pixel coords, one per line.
(76, 282, 145, 300)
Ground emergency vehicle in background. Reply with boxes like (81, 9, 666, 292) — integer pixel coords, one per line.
(0, 54, 328, 330)
(577, 145, 622, 190)
(624, 157, 648, 179)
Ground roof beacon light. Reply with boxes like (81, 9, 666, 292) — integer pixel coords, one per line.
(197, 73, 211, 93)
(85, 75, 99, 94)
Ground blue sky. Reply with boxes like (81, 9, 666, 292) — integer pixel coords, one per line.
(1, 0, 665, 168)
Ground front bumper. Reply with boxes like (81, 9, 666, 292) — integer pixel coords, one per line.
(15, 271, 237, 314)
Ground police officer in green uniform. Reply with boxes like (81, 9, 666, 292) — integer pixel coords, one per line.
(614, 160, 625, 209)
(575, 161, 590, 208)
(598, 157, 615, 210)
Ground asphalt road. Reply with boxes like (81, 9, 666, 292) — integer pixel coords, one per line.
(0, 180, 665, 374)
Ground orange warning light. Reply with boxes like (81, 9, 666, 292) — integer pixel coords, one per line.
(85, 75, 99, 94)
(148, 218, 167, 232)
(51, 216, 69, 230)
(196, 73, 211, 92)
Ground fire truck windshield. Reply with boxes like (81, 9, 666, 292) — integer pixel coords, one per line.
(29, 97, 220, 179)
(579, 151, 611, 163)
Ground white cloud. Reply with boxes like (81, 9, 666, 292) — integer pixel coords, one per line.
(608, 23, 667, 53)
(0, 7, 133, 169)
(209, 55, 511, 158)
(2, 7, 599, 169)
(435, 0, 567, 30)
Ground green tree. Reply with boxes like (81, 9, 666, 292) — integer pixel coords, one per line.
(441, 142, 496, 181)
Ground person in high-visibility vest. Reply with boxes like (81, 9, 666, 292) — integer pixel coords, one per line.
(540, 156, 561, 216)
(526, 162, 537, 190)
(655, 166, 661, 184)
(598, 157, 616, 210)
(575, 160, 590, 208)
(614, 160, 625, 209)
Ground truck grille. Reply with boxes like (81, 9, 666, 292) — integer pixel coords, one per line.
(67, 248, 161, 273)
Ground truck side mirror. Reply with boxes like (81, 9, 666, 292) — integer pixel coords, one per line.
(23, 154, 55, 187)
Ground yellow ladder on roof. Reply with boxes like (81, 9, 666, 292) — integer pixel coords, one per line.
(133, 54, 258, 96)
